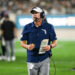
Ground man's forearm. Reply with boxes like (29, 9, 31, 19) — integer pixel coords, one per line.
(20, 41, 35, 50)
(51, 40, 57, 48)
(20, 41, 28, 49)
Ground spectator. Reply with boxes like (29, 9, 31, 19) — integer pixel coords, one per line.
(1, 15, 17, 62)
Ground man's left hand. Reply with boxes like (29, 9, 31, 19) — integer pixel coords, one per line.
(42, 45, 51, 51)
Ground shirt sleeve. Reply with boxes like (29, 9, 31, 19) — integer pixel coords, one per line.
(49, 25, 57, 41)
(20, 25, 28, 41)
(12, 22, 16, 28)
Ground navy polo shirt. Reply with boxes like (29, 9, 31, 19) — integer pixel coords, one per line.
(20, 21, 57, 62)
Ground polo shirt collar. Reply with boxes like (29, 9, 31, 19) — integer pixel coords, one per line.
(31, 20, 45, 27)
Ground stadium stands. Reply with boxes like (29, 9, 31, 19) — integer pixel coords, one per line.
(0, 0, 75, 15)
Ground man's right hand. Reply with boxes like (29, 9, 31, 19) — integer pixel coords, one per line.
(27, 44, 35, 50)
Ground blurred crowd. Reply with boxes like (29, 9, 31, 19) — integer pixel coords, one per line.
(0, 0, 75, 15)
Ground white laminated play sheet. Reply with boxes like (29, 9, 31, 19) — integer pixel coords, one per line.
(39, 39, 48, 54)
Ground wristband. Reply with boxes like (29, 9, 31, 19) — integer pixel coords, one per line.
(50, 44, 52, 49)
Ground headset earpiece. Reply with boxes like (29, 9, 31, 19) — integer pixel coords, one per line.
(40, 10, 45, 18)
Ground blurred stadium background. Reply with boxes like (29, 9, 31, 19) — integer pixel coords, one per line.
(0, 0, 75, 40)
(0, 0, 75, 75)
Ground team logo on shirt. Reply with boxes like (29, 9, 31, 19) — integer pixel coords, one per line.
(41, 29, 47, 34)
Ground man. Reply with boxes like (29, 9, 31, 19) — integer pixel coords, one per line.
(1, 15, 17, 61)
(20, 7, 57, 75)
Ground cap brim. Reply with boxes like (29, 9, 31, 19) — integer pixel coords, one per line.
(30, 7, 43, 14)
(31, 10, 38, 14)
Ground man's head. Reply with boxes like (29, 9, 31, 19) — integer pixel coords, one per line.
(0, 11, 8, 19)
(30, 7, 45, 22)
(4, 15, 9, 21)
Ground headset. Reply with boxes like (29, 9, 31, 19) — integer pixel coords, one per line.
(40, 9, 45, 18)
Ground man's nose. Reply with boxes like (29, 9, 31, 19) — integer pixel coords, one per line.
(33, 14, 37, 17)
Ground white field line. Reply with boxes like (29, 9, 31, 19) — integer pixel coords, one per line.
(55, 61, 75, 64)
(15, 49, 26, 52)
(0, 66, 73, 71)
(0, 66, 25, 70)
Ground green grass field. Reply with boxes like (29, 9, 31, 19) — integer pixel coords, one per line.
(0, 40, 75, 75)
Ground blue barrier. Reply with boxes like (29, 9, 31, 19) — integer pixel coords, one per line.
(16, 14, 75, 29)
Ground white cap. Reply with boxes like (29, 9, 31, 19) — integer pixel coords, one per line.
(31, 7, 43, 13)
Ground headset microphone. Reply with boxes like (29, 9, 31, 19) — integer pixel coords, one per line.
(34, 18, 39, 22)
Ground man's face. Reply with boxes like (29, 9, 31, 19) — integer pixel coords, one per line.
(32, 11, 41, 21)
